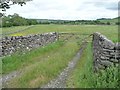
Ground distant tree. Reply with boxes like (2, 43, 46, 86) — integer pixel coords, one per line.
(106, 22, 111, 25)
(2, 13, 38, 27)
(94, 20, 100, 24)
(115, 22, 120, 25)
(27, 19, 38, 25)
(2, 16, 13, 27)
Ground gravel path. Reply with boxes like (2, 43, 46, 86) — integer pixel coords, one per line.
(1, 71, 22, 88)
(41, 41, 88, 88)
(1, 35, 90, 88)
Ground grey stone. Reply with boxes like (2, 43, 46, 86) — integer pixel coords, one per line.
(1, 32, 58, 56)
(93, 32, 120, 71)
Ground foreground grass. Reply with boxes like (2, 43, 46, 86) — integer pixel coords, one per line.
(4, 36, 82, 88)
(67, 43, 119, 88)
(2, 41, 64, 74)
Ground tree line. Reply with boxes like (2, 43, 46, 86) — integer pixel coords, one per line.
(1, 13, 120, 27)
(38, 20, 112, 25)
(2, 13, 38, 27)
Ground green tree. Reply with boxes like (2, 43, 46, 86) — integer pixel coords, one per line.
(0, 0, 32, 17)
(2, 13, 38, 27)
(106, 22, 111, 25)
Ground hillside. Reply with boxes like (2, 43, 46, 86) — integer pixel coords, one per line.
(36, 17, 119, 25)
(97, 17, 119, 25)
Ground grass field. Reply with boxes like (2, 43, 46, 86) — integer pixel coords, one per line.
(98, 18, 118, 25)
(2, 24, 118, 88)
(2, 25, 118, 42)
(1, 26, 28, 35)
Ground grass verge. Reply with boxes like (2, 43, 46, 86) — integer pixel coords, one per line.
(66, 43, 119, 88)
(2, 41, 64, 74)
(4, 36, 82, 88)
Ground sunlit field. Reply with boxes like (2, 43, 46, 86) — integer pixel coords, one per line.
(2, 25, 118, 42)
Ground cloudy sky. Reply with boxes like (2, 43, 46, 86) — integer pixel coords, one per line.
(5, 0, 119, 20)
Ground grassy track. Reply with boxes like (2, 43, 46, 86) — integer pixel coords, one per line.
(66, 43, 119, 88)
(3, 35, 84, 88)
(66, 43, 94, 88)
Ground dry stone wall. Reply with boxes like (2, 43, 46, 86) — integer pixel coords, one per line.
(93, 32, 120, 72)
(1, 32, 58, 56)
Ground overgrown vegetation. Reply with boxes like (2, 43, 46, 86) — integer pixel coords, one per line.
(94, 65, 119, 88)
(67, 43, 119, 88)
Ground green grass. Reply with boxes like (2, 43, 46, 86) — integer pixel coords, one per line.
(94, 65, 119, 88)
(98, 18, 118, 25)
(1, 26, 28, 35)
(66, 43, 94, 88)
(66, 43, 119, 88)
(2, 25, 118, 42)
(2, 41, 64, 74)
(3, 36, 83, 88)
(2, 24, 118, 88)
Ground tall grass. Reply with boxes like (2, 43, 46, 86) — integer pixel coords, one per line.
(4, 37, 81, 88)
(67, 43, 119, 88)
(2, 41, 64, 74)
(94, 65, 119, 88)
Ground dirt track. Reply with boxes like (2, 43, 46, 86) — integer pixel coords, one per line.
(1, 34, 90, 88)
(41, 41, 88, 88)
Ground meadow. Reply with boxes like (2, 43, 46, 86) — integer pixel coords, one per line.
(2, 25, 118, 42)
(2, 26, 28, 35)
(2, 24, 118, 88)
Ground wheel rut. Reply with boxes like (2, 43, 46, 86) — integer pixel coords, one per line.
(1, 34, 90, 88)
(41, 41, 88, 88)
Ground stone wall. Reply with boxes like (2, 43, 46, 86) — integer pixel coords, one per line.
(1, 32, 58, 56)
(93, 32, 120, 72)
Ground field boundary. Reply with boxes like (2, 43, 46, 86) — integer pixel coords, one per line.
(1, 32, 58, 56)
(93, 32, 120, 72)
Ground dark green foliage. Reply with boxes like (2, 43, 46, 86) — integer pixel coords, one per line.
(2, 13, 38, 27)
(37, 19, 108, 25)
(115, 22, 120, 25)
(106, 22, 111, 25)
(0, 0, 32, 11)
(94, 65, 119, 88)
(67, 43, 119, 88)
(0, 0, 32, 17)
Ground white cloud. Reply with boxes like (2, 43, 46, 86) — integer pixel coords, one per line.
(5, 0, 119, 20)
